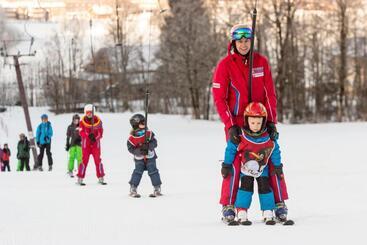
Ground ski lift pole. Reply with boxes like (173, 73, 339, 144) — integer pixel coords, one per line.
(13, 55, 38, 169)
(248, 2, 258, 103)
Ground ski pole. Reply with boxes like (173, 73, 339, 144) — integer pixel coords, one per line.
(248, 1, 258, 103)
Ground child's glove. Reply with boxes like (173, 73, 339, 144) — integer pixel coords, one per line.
(65, 143, 70, 151)
(221, 163, 232, 178)
(228, 125, 241, 144)
(140, 143, 149, 155)
(271, 163, 284, 179)
(266, 122, 279, 141)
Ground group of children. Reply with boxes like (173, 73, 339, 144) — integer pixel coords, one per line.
(0, 135, 31, 172)
(64, 104, 161, 196)
(2, 101, 289, 223)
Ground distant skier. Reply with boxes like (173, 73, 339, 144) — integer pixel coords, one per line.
(223, 102, 280, 225)
(36, 114, 53, 171)
(76, 104, 106, 185)
(212, 24, 290, 223)
(66, 114, 82, 177)
(1, 143, 11, 171)
(127, 114, 162, 198)
(17, 133, 31, 171)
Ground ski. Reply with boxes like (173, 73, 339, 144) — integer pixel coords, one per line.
(98, 182, 107, 185)
(222, 218, 239, 226)
(238, 220, 252, 226)
(239, 220, 252, 226)
(149, 193, 162, 198)
(130, 193, 141, 198)
(265, 219, 276, 225)
(281, 219, 295, 226)
(76, 182, 86, 186)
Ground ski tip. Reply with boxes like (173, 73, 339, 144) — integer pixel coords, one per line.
(227, 220, 239, 226)
(283, 220, 295, 226)
(239, 220, 252, 226)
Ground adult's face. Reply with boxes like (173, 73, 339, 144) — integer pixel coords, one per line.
(235, 38, 251, 56)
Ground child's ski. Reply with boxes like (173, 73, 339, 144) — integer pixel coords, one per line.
(130, 193, 141, 198)
(222, 218, 239, 226)
(280, 219, 295, 225)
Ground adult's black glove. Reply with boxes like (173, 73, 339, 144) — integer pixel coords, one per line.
(271, 163, 284, 179)
(267, 122, 279, 141)
(88, 133, 96, 143)
(221, 163, 232, 178)
(140, 143, 149, 155)
(228, 125, 242, 144)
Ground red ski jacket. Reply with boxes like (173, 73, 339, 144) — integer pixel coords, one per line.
(80, 115, 103, 147)
(212, 44, 277, 130)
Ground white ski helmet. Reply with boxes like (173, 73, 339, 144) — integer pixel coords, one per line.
(84, 104, 95, 115)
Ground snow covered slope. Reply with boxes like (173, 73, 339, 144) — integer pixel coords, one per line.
(0, 107, 366, 245)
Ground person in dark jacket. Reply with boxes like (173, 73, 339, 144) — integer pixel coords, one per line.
(66, 114, 82, 177)
(127, 114, 162, 198)
(17, 133, 30, 171)
(1, 143, 11, 171)
(36, 114, 53, 171)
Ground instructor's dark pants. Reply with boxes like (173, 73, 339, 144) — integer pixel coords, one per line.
(38, 143, 53, 167)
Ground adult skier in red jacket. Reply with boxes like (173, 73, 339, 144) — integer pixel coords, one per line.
(77, 104, 106, 185)
(212, 24, 289, 223)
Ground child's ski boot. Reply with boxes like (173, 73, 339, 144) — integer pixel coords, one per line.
(263, 210, 276, 225)
(237, 208, 252, 226)
(149, 185, 162, 198)
(222, 205, 238, 225)
(129, 185, 141, 198)
(67, 171, 74, 178)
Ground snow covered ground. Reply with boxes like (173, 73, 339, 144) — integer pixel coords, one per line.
(0, 107, 366, 245)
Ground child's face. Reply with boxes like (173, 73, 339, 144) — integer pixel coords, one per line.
(138, 123, 145, 129)
(248, 117, 263, 133)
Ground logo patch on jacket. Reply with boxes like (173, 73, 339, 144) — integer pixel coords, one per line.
(252, 67, 264, 78)
(213, 82, 221, 89)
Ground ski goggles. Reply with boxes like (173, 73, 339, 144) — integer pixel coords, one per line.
(231, 27, 253, 40)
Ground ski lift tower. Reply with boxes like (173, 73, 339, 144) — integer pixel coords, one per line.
(0, 38, 38, 170)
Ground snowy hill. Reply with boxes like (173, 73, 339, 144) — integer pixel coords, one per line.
(0, 107, 366, 245)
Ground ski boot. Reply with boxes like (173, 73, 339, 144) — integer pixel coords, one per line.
(275, 201, 288, 222)
(237, 208, 252, 226)
(77, 177, 85, 186)
(129, 185, 141, 198)
(38, 166, 43, 171)
(67, 171, 74, 178)
(263, 210, 276, 225)
(98, 177, 107, 185)
(222, 205, 238, 225)
(275, 201, 294, 225)
(149, 185, 162, 198)
(48, 165, 52, 171)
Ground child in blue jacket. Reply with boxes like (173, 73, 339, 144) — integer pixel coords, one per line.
(222, 102, 282, 225)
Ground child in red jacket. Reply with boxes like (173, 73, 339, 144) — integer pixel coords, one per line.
(1, 143, 11, 172)
(127, 114, 162, 198)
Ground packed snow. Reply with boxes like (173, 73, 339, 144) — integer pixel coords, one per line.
(0, 107, 365, 244)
